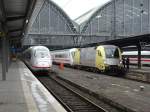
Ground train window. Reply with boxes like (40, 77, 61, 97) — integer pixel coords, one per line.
(35, 51, 49, 58)
(71, 52, 75, 57)
(55, 54, 61, 58)
(98, 51, 102, 56)
(55, 54, 68, 58)
(105, 47, 119, 58)
(27, 53, 31, 59)
(34, 51, 36, 57)
(114, 49, 119, 58)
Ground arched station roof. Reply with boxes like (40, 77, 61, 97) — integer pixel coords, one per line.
(75, 1, 112, 33)
(47, 0, 77, 33)
(27, 0, 77, 34)
(23, 0, 79, 47)
(75, 0, 150, 47)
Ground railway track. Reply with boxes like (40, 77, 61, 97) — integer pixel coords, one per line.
(37, 75, 121, 112)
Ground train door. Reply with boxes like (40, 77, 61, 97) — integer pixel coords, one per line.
(96, 47, 105, 71)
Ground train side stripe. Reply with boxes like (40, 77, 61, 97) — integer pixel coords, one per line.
(129, 58, 150, 62)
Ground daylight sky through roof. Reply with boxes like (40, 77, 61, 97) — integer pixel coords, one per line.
(52, 0, 111, 20)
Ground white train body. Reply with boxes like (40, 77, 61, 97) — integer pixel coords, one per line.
(122, 51, 150, 65)
(22, 46, 52, 72)
(51, 48, 79, 65)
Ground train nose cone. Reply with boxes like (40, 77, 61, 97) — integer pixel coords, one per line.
(39, 62, 50, 67)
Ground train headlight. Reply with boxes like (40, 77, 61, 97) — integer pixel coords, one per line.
(104, 60, 107, 64)
(120, 60, 122, 64)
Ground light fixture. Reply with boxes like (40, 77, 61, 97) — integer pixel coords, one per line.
(25, 19, 29, 24)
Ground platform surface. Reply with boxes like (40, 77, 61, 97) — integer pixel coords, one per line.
(0, 61, 66, 112)
(126, 66, 150, 82)
(129, 65, 150, 73)
(53, 65, 150, 112)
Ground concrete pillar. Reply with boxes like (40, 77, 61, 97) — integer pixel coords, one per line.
(2, 36, 7, 80)
(5, 38, 9, 72)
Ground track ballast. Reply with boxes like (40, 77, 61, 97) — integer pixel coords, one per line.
(38, 75, 110, 112)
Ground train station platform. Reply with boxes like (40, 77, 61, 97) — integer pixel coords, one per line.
(0, 61, 66, 112)
(53, 65, 150, 112)
(126, 66, 150, 82)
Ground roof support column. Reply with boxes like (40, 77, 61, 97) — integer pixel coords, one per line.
(112, 0, 116, 39)
(2, 34, 7, 80)
(5, 37, 9, 72)
(137, 44, 141, 69)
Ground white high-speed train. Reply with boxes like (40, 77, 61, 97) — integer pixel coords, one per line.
(22, 46, 52, 72)
(122, 51, 150, 65)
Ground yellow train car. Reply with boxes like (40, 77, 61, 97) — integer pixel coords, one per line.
(71, 48, 80, 65)
(79, 45, 123, 72)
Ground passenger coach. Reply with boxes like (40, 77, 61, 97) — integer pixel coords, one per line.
(122, 51, 150, 66)
(51, 48, 80, 65)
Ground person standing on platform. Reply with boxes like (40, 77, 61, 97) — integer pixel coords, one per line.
(126, 57, 130, 69)
(122, 57, 126, 68)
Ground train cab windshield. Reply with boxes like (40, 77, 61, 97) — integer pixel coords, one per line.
(105, 47, 119, 58)
(34, 50, 49, 58)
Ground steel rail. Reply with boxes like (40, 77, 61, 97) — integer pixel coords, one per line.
(38, 76, 108, 112)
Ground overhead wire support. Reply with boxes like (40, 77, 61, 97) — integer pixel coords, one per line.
(1, 32, 7, 80)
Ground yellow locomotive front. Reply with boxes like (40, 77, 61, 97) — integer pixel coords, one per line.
(96, 45, 123, 73)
